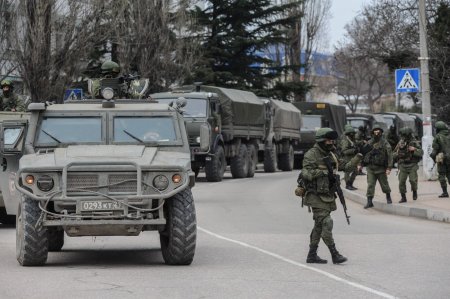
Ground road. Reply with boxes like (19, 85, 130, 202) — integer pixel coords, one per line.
(1, 170, 450, 299)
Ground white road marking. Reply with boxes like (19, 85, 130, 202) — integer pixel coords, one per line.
(199, 226, 397, 299)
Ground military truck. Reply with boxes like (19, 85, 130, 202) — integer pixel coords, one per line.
(151, 86, 268, 181)
(347, 113, 388, 138)
(0, 98, 201, 266)
(291, 102, 347, 168)
(0, 111, 31, 224)
(260, 98, 302, 172)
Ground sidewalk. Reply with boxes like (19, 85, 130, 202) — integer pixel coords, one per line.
(341, 166, 450, 223)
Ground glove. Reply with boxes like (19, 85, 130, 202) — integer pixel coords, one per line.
(295, 186, 305, 197)
(359, 143, 373, 156)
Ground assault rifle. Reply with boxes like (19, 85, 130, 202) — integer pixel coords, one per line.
(323, 156, 351, 225)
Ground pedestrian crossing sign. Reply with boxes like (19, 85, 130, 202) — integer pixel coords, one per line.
(395, 68, 420, 93)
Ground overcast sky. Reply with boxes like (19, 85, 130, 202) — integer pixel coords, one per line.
(325, 0, 370, 52)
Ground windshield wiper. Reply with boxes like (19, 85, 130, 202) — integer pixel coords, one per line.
(123, 129, 144, 143)
(41, 129, 61, 144)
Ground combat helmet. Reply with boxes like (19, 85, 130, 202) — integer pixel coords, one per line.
(101, 61, 120, 75)
(435, 121, 447, 132)
(399, 127, 413, 136)
(316, 127, 338, 142)
(371, 123, 384, 133)
(344, 125, 356, 135)
(1, 79, 12, 88)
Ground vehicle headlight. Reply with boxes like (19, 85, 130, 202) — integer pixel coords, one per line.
(36, 175, 54, 192)
(153, 175, 169, 191)
(195, 136, 201, 143)
(101, 87, 114, 100)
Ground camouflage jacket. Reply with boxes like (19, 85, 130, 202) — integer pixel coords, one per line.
(339, 136, 358, 164)
(363, 137, 393, 170)
(393, 138, 423, 165)
(302, 143, 337, 210)
(430, 129, 450, 163)
(0, 92, 26, 112)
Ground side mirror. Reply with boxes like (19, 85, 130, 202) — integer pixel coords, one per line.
(0, 121, 27, 155)
(199, 123, 211, 152)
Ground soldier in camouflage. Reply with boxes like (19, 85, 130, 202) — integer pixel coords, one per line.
(0, 80, 26, 112)
(430, 121, 450, 198)
(363, 123, 393, 208)
(339, 126, 359, 190)
(393, 127, 423, 202)
(301, 127, 364, 264)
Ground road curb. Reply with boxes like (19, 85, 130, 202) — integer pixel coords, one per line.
(342, 188, 450, 223)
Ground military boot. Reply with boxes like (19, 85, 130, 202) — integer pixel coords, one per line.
(328, 244, 347, 264)
(346, 184, 357, 191)
(438, 187, 449, 198)
(386, 193, 392, 204)
(413, 191, 418, 201)
(306, 245, 327, 264)
(364, 196, 374, 209)
(399, 193, 407, 203)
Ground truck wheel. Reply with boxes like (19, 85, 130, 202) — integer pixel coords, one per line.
(230, 144, 249, 178)
(48, 227, 64, 252)
(205, 145, 226, 182)
(192, 166, 200, 178)
(16, 196, 48, 266)
(278, 144, 294, 171)
(247, 144, 257, 177)
(160, 188, 196, 265)
(264, 145, 277, 172)
(0, 207, 16, 225)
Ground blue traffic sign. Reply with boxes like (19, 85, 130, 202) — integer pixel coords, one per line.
(395, 68, 420, 93)
(64, 88, 84, 101)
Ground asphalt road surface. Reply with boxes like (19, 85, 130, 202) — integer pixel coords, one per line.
(1, 170, 450, 299)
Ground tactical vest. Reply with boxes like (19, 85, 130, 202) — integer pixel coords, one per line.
(364, 140, 387, 167)
(396, 139, 421, 164)
(436, 133, 450, 162)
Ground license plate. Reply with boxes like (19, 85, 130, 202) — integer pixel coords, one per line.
(80, 200, 123, 211)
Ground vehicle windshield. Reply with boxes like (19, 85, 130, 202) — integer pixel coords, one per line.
(348, 119, 367, 129)
(382, 116, 395, 128)
(113, 116, 177, 143)
(302, 116, 322, 131)
(155, 98, 207, 117)
(36, 117, 102, 145)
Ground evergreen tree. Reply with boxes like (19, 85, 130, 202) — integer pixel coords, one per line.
(193, 0, 304, 97)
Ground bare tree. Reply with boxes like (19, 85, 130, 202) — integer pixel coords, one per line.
(9, 0, 113, 102)
(334, 45, 391, 113)
(0, 0, 17, 81)
(112, 0, 200, 92)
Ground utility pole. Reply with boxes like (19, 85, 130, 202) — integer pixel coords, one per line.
(419, 0, 434, 180)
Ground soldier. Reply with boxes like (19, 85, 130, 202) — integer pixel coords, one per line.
(0, 80, 26, 112)
(90, 61, 122, 98)
(355, 125, 368, 175)
(301, 127, 355, 264)
(430, 121, 450, 198)
(393, 127, 423, 202)
(387, 125, 399, 149)
(363, 123, 393, 208)
(340, 126, 359, 190)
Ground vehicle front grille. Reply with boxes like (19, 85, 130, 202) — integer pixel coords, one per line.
(66, 173, 137, 195)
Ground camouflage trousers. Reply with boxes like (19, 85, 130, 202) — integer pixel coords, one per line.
(310, 208, 334, 247)
(366, 168, 391, 197)
(437, 163, 450, 189)
(344, 160, 358, 186)
(398, 164, 419, 194)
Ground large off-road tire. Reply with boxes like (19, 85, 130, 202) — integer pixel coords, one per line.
(247, 144, 258, 178)
(48, 227, 64, 252)
(278, 144, 294, 171)
(0, 207, 16, 225)
(160, 188, 196, 265)
(264, 144, 278, 172)
(230, 143, 249, 178)
(16, 196, 48, 266)
(205, 145, 226, 182)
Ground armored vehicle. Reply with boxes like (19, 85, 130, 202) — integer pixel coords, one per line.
(0, 111, 31, 224)
(0, 99, 200, 266)
(260, 98, 302, 172)
(291, 102, 347, 168)
(152, 85, 268, 181)
(346, 113, 388, 138)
